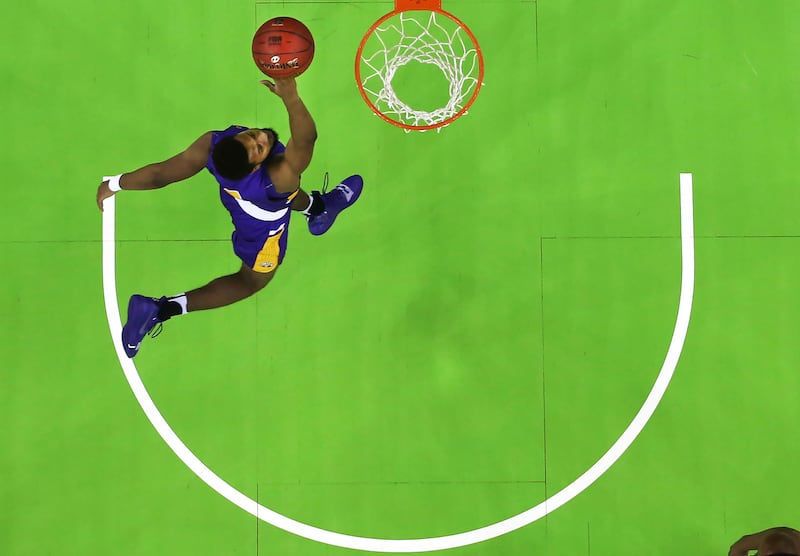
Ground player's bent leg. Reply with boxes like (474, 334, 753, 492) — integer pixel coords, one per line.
(120, 265, 276, 358)
(290, 188, 311, 212)
(120, 220, 287, 358)
(187, 221, 286, 312)
(185, 264, 277, 312)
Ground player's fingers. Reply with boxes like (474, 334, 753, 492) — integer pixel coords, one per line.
(96, 183, 108, 211)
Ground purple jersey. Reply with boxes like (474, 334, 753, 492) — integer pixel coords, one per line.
(206, 125, 295, 272)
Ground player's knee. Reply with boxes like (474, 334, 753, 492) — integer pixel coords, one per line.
(246, 273, 273, 294)
(239, 265, 276, 294)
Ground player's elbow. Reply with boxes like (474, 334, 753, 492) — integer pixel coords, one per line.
(301, 129, 318, 145)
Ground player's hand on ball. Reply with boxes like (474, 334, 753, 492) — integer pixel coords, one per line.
(260, 77, 298, 100)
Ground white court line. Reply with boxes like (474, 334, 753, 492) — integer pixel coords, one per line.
(101, 173, 695, 552)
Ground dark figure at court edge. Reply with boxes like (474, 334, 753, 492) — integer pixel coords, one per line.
(729, 527, 800, 556)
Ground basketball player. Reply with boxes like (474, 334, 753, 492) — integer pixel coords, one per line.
(95, 77, 363, 358)
(729, 527, 800, 556)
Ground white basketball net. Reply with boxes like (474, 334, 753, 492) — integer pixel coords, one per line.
(359, 11, 482, 130)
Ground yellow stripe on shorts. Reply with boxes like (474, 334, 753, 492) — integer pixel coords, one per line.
(252, 227, 284, 273)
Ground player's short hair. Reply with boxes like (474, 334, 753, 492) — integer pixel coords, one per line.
(212, 136, 255, 180)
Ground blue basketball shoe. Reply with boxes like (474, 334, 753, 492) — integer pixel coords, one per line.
(121, 295, 166, 358)
(307, 174, 364, 236)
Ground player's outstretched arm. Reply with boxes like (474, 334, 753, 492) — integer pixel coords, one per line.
(260, 77, 317, 187)
(95, 132, 212, 211)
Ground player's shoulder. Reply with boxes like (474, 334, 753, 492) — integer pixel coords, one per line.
(189, 131, 213, 151)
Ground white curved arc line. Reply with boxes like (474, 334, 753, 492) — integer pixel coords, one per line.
(101, 173, 694, 553)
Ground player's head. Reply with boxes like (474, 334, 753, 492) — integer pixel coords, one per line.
(212, 128, 279, 180)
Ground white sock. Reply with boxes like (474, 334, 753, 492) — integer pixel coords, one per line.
(300, 195, 315, 216)
(169, 294, 188, 315)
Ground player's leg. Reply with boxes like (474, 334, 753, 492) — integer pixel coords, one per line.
(121, 264, 277, 358)
(168, 222, 288, 314)
(182, 263, 276, 311)
(121, 222, 288, 358)
(291, 188, 312, 212)
(291, 187, 326, 222)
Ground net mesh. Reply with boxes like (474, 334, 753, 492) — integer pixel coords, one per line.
(358, 11, 482, 130)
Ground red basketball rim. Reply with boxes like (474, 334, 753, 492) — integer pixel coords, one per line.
(355, 0, 485, 131)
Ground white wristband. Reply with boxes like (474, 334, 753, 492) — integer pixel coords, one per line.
(103, 174, 123, 192)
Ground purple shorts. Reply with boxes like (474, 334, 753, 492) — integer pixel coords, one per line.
(230, 213, 291, 274)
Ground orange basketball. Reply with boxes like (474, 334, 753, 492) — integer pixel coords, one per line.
(252, 17, 315, 78)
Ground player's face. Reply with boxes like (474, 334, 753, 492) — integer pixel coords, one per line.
(235, 129, 274, 165)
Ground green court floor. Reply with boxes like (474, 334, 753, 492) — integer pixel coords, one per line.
(2, 1, 799, 554)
